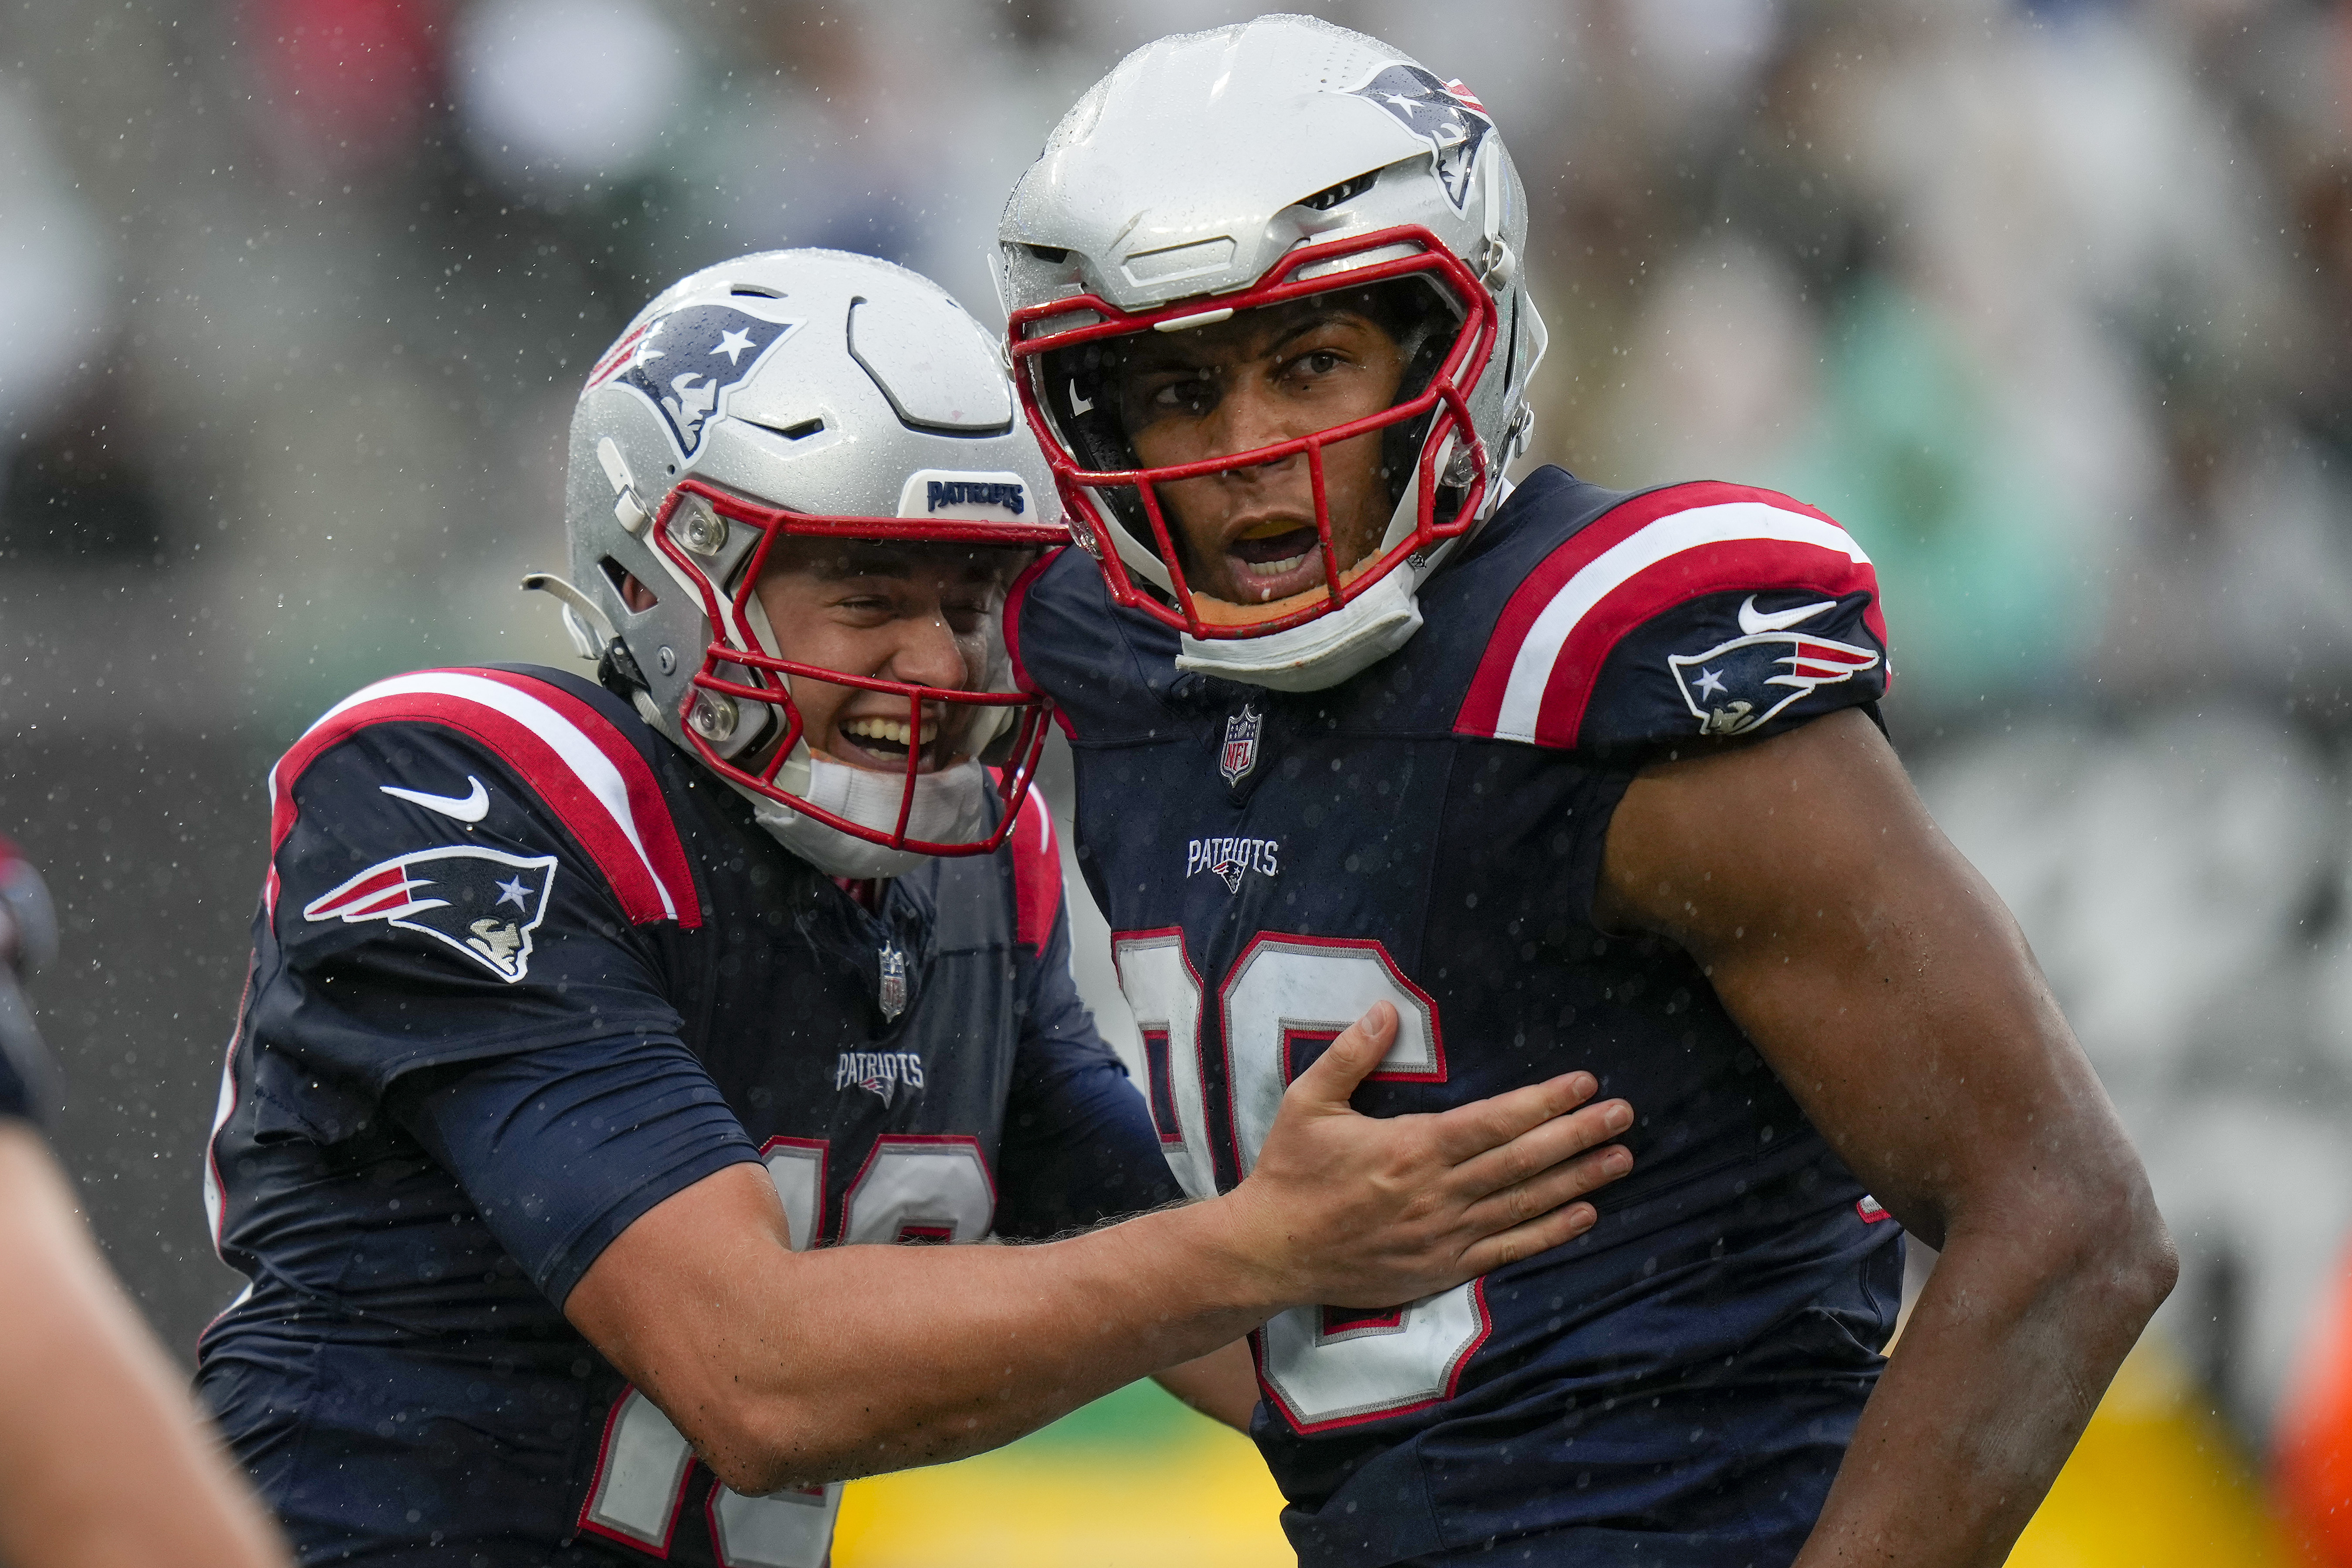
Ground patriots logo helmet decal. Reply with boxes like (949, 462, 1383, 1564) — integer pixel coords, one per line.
(584, 302, 801, 459)
(303, 846, 558, 983)
(1345, 63, 1493, 211)
(1669, 595, 1883, 738)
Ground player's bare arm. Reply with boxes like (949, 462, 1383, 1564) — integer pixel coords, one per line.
(0, 1124, 292, 1568)
(1597, 708, 2176, 1566)
(567, 998, 1632, 1493)
(1151, 1340, 1261, 1431)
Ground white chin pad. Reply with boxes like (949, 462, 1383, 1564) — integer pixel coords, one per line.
(1175, 568, 1425, 693)
(743, 757, 991, 878)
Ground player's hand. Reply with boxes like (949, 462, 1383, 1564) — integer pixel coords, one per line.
(1218, 1001, 1633, 1311)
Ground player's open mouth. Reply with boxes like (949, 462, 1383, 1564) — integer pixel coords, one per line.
(1224, 521, 1324, 602)
(835, 713, 949, 773)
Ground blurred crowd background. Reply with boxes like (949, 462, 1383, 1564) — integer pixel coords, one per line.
(3, 0, 2351, 1560)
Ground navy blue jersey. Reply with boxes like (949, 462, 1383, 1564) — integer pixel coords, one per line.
(195, 664, 1179, 1568)
(1008, 472, 1907, 1567)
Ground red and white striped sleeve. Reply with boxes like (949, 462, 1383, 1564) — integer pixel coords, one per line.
(265, 667, 699, 929)
(1454, 482, 1889, 753)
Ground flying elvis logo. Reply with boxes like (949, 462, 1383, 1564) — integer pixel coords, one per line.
(1346, 63, 1493, 211)
(1669, 595, 1882, 737)
(1187, 836, 1280, 894)
(836, 1050, 925, 1107)
(302, 845, 557, 983)
(584, 302, 801, 459)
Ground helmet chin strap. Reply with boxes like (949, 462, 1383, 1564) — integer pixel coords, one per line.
(1172, 438, 1517, 694)
(733, 758, 991, 879)
(726, 588, 999, 876)
(1175, 569, 1424, 692)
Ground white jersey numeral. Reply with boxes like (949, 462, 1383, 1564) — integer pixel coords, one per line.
(580, 1136, 993, 1561)
(1111, 927, 1487, 1433)
(1111, 929, 1216, 1200)
(840, 1135, 996, 1245)
(1218, 934, 1445, 1178)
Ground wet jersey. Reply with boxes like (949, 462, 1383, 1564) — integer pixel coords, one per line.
(1009, 471, 1908, 1568)
(195, 664, 1179, 1568)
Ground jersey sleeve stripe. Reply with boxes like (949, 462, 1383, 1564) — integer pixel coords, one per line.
(1455, 484, 1884, 747)
(460, 667, 701, 924)
(266, 670, 699, 929)
(1009, 787, 1064, 952)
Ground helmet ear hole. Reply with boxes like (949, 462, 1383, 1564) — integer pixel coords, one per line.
(598, 557, 661, 614)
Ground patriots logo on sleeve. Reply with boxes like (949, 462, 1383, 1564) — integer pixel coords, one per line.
(1346, 63, 1493, 210)
(1668, 596, 1883, 737)
(584, 303, 801, 459)
(302, 846, 559, 983)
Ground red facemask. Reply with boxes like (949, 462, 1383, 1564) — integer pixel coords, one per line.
(648, 478, 1062, 857)
(1010, 225, 1498, 641)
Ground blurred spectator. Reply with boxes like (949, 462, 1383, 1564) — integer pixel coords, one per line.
(245, 0, 447, 181)
(2278, 1239, 2352, 1564)
(452, 0, 690, 201)
(0, 80, 116, 548)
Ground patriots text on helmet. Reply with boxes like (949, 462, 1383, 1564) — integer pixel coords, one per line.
(925, 480, 1026, 516)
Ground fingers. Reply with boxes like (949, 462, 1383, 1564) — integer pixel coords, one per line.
(1454, 1198, 1605, 1279)
(1448, 1096, 1634, 1201)
(1425, 1070, 1602, 1164)
(1286, 1002, 1397, 1106)
(1458, 1140, 1633, 1241)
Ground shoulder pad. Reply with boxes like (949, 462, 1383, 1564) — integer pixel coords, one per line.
(266, 665, 699, 928)
(1001, 545, 1066, 713)
(1006, 785, 1062, 951)
(1004, 546, 1195, 738)
(1453, 482, 1887, 751)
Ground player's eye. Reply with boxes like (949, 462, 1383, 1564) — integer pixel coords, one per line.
(1285, 348, 1347, 383)
(1140, 373, 1216, 417)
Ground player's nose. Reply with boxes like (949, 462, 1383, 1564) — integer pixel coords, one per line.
(882, 610, 973, 693)
(1211, 379, 1307, 472)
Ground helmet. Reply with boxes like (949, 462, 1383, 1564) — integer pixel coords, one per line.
(998, 14, 1547, 692)
(533, 250, 1064, 879)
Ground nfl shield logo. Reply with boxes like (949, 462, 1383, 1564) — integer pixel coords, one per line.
(1219, 704, 1262, 787)
(877, 944, 908, 1022)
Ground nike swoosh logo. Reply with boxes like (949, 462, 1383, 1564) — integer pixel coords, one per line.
(1068, 379, 1095, 417)
(380, 777, 490, 824)
(1737, 595, 1836, 635)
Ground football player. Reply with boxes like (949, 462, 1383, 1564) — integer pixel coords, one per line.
(996, 17, 2176, 1567)
(193, 250, 1637, 1568)
(0, 841, 292, 1568)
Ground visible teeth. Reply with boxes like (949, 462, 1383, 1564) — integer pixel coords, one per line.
(843, 717, 915, 749)
(1245, 551, 1313, 579)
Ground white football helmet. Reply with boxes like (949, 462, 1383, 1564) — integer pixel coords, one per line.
(529, 250, 1064, 878)
(998, 14, 1547, 692)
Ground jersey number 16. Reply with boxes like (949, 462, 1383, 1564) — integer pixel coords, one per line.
(1113, 929, 1489, 1434)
